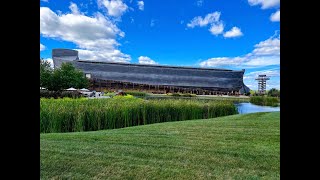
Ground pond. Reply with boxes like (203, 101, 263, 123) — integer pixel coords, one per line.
(235, 102, 280, 114)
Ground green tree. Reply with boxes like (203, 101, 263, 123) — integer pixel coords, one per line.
(267, 88, 280, 97)
(40, 58, 53, 88)
(40, 60, 89, 91)
(47, 62, 89, 91)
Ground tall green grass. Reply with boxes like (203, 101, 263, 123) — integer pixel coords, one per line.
(125, 91, 148, 97)
(40, 98, 237, 133)
(167, 93, 197, 97)
(250, 96, 280, 107)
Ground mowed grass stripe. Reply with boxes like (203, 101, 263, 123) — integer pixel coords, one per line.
(41, 112, 280, 179)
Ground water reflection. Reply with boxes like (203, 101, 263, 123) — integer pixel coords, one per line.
(235, 103, 280, 114)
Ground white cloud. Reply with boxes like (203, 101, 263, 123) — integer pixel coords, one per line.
(40, 0, 49, 2)
(40, 3, 131, 62)
(248, 0, 280, 9)
(150, 19, 155, 27)
(252, 36, 280, 55)
(270, 10, 280, 22)
(199, 32, 280, 68)
(77, 49, 130, 62)
(138, 56, 158, 65)
(98, 0, 128, 17)
(40, 43, 46, 51)
(248, 1, 280, 23)
(137, 1, 144, 11)
(200, 57, 246, 67)
(223, 27, 243, 38)
(187, 12, 221, 28)
(196, 0, 204, 7)
(187, 12, 242, 38)
(209, 23, 224, 35)
(56, 10, 62, 15)
(243, 68, 280, 90)
(69, 2, 80, 14)
(243, 56, 279, 67)
(245, 68, 280, 78)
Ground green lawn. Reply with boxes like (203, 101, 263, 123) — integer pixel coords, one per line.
(41, 112, 280, 179)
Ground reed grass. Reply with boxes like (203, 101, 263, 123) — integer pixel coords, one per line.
(167, 93, 197, 97)
(40, 98, 237, 133)
(250, 96, 280, 107)
(125, 91, 148, 97)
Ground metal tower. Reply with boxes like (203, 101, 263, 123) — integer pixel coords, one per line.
(255, 75, 270, 95)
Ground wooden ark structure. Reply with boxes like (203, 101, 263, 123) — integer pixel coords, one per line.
(52, 49, 250, 95)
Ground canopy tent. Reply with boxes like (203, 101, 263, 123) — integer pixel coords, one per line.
(79, 88, 90, 91)
(66, 87, 77, 91)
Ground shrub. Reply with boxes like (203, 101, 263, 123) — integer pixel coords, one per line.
(267, 88, 280, 97)
(181, 93, 197, 97)
(113, 94, 135, 99)
(40, 90, 83, 99)
(166, 93, 197, 97)
(125, 91, 147, 97)
(167, 93, 181, 96)
(104, 92, 116, 97)
(61, 91, 83, 98)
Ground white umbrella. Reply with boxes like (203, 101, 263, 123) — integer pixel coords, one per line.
(66, 87, 77, 91)
(80, 88, 90, 91)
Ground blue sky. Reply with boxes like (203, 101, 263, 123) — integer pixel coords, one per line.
(40, 0, 280, 90)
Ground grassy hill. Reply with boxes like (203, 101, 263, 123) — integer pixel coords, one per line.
(41, 112, 280, 179)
